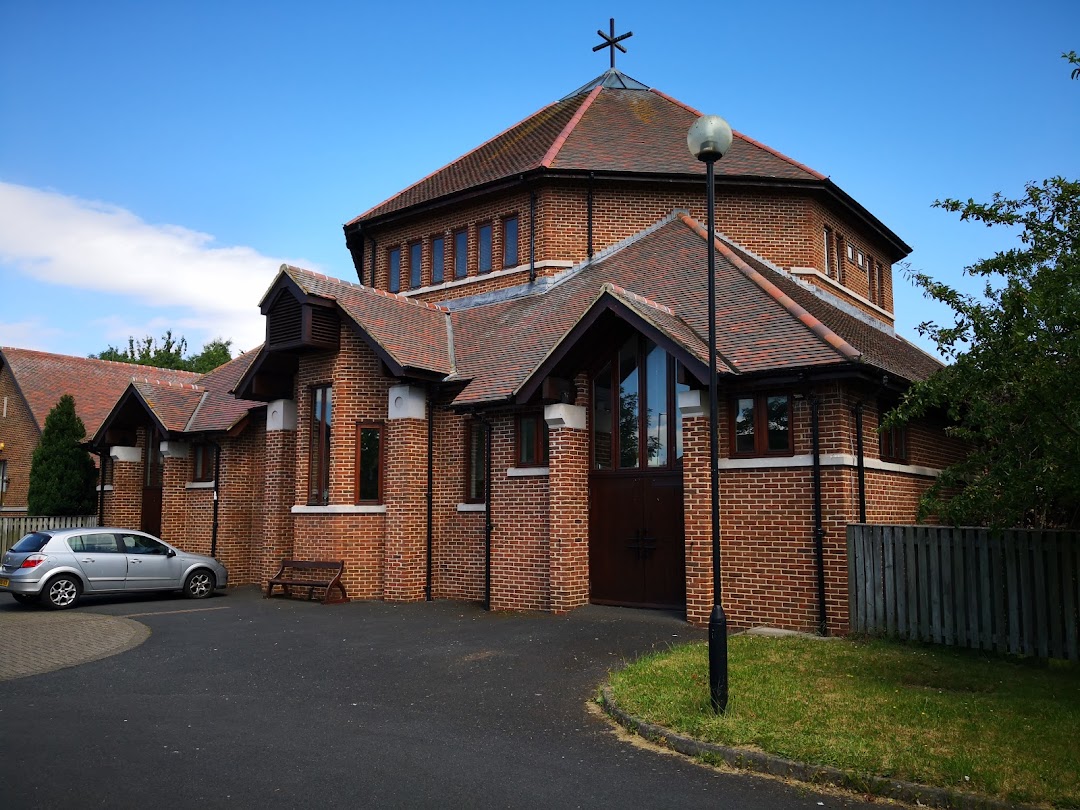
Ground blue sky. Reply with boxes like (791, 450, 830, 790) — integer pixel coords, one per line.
(1, 1, 1077, 360)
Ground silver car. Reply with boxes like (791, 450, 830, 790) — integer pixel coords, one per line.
(0, 527, 228, 609)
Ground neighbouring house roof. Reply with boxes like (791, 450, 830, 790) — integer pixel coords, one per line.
(0, 347, 201, 437)
(93, 350, 265, 443)
(348, 70, 909, 258)
(267, 213, 941, 408)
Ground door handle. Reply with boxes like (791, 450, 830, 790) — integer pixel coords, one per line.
(129, 558, 142, 564)
(80, 558, 95, 563)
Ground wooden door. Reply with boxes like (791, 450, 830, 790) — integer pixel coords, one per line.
(589, 471, 685, 609)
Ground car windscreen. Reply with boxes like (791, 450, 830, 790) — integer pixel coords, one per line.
(10, 532, 52, 553)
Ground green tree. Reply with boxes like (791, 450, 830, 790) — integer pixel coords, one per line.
(887, 177, 1080, 528)
(27, 394, 98, 516)
(92, 331, 232, 373)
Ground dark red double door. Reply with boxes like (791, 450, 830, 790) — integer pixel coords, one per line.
(588, 471, 685, 609)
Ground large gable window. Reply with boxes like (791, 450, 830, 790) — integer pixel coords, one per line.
(592, 336, 685, 470)
(309, 385, 332, 505)
(731, 393, 792, 457)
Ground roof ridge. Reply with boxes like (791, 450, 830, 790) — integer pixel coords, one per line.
(541, 84, 603, 168)
(132, 377, 205, 391)
(1, 346, 201, 377)
(184, 390, 211, 432)
(648, 88, 826, 181)
(349, 99, 565, 224)
(677, 214, 861, 362)
(601, 282, 675, 316)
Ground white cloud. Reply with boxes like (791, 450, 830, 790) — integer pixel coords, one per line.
(0, 181, 313, 353)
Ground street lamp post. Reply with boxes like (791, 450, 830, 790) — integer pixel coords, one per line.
(687, 114, 734, 714)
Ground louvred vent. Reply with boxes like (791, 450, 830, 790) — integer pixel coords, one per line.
(268, 295, 302, 347)
(310, 307, 340, 347)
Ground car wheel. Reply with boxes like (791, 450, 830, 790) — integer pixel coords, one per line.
(184, 569, 215, 599)
(12, 593, 40, 607)
(44, 575, 80, 610)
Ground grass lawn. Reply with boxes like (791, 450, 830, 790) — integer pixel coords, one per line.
(607, 634, 1080, 807)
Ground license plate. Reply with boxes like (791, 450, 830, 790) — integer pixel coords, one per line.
(0, 578, 9, 587)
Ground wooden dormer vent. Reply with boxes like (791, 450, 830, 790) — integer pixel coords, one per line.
(266, 292, 340, 352)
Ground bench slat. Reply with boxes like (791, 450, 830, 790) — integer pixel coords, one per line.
(265, 558, 349, 605)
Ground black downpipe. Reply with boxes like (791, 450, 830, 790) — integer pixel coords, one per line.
(210, 442, 222, 559)
(483, 417, 493, 611)
(810, 396, 828, 636)
(587, 172, 595, 260)
(426, 387, 435, 601)
(97, 450, 107, 527)
(854, 401, 866, 523)
(529, 190, 537, 283)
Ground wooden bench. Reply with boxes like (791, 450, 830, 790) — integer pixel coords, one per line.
(265, 559, 350, 605)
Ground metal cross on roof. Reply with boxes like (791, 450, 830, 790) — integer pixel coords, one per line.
(593, 18, 632, 69)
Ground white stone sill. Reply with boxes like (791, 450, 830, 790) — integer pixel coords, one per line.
(507, 467, 549, 477)
(185, 482, 215, 490)
(291, 504, 387, 514)
(95, 485, 115, 492)
(789, 267, 893, 319)
(456, 503, 486, 512)
(717, 453, 940, 478)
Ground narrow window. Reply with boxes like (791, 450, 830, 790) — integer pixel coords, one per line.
(644, 340, 668, 467)
(823, 226, 834, 278)
(732, 393, 792, 456)
(432, 236, 445, 284)
(192, 444, 214, 482)
(879, 401, 907, 462)
(465, 420, 487, 503)
(516, 412, 549, 466)
(309, 385, 332, 505)
(593, 362, 613, 469)
(388, 248, 401, 293)
(867, 255, 876, 303)
(454, 230, 467, 279)
(618, 337, 640, 469)
(502, 215, 519, 268)
(0, 459, 7, 497)
(478, 223, 492, 273)
(876, 261, 886, 306)
(837, 235, 846, 284)
(355, 423, 383, 503)
(409, 242, 422, 289)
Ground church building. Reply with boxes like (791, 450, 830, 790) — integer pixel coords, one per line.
(218, 62, 961, 633)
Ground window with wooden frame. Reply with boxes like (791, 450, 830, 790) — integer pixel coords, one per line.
(354, 422, 383, 503)
(836, 234, 846, 284)
(454, 229, 468, 279)
(591, 336, 686, 470)
(515, 412, 549, 466)
(823, 226, 834, 278)
(502, 215, 519, 268)
(731, 393, 793, 457)
(879, 401, 907, 462)
(192, 443, 215, 482)
(409, 241, 422, 289)
(478, 223, 493, 273)
(388, 247, 401, 293)
(431, 235, 445, 284)
(308, 385, 332, 505)
(465, 420, 487, 503)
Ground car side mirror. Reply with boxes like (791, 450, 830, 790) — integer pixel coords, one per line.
(166, 549, 176, 558)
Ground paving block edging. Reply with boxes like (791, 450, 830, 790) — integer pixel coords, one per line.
(598, 687, 1032, 810)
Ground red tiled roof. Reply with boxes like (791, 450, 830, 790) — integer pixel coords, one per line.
(130, 380, 205, 433)
(0, 348, 201, 436)
(187, 349, 264, 433)
(282, 265, 452, 376)
(354, 75, 823, 222)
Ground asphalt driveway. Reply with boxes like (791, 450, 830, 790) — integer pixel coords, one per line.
(0, 588, 880, 809)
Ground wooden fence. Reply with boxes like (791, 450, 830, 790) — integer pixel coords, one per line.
(1, 515, 97, 555)
(848, 524, 1080, 661)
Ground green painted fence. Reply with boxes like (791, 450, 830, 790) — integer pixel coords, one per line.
(1, 515, 96, 555)
(847, 524, 1080, 661)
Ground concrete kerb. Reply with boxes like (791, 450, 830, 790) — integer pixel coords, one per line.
(598, 686, 1035, 810)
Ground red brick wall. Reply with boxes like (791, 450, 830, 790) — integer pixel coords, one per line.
(0, 364, 39, 513)
(384, 416, 428, 601)
(363, 180, 897, 322)
(261, 421, 296, 584)
(547, 412, 589, 613)
(103, 429, 147, 530)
